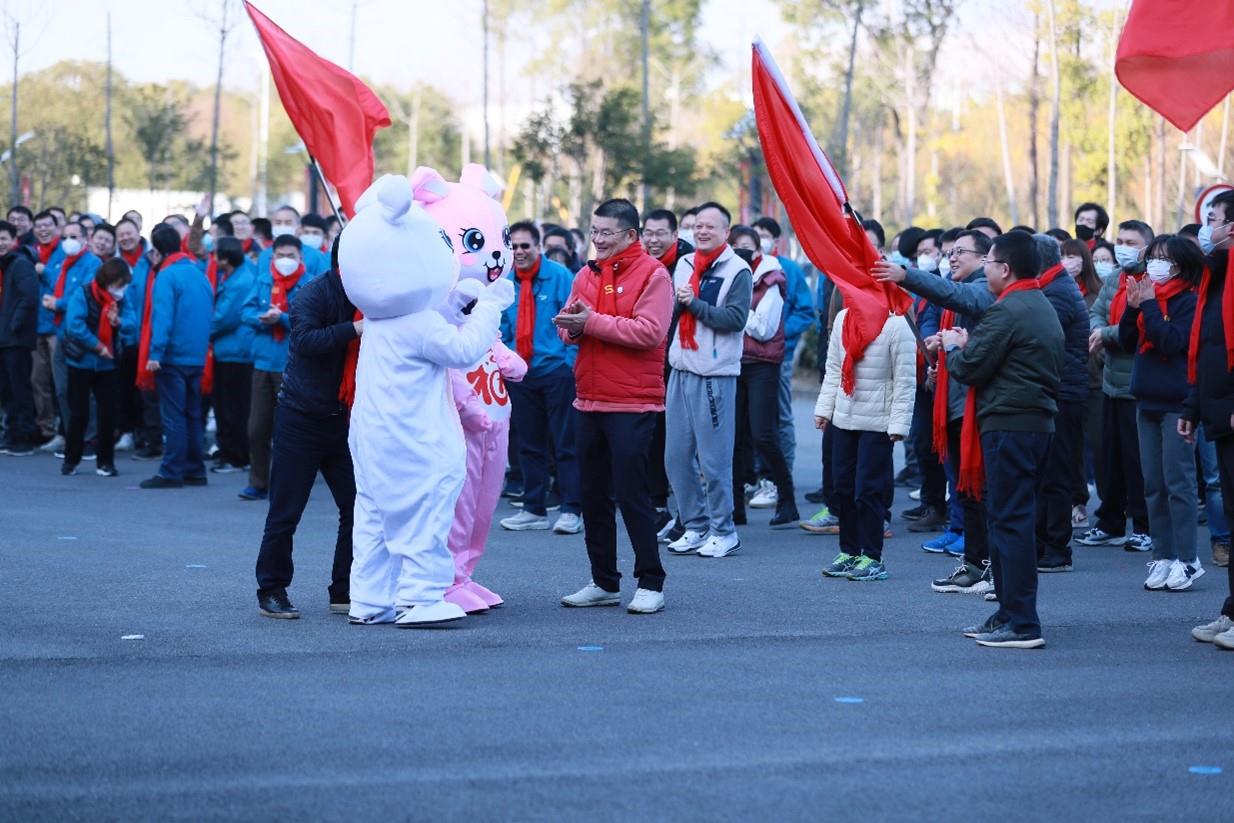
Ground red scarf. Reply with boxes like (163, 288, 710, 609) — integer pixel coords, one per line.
(136, 252, 195, 391)
(676, 244, 727, 351)
(592, 242, 645, 317)
(1188, 266, 1234, 383)
(91, 280, 117, 355)
(120, 244, 144, 269)
(52, 249, 86, 326)
(932, 308, 958, 463)
(1135, 276, 1191, 354)
(1037, 263, 1065, 289)
(1076, 277, 1089, 298)
(955, 277, 1042, 501)
(269, 260, 305, 343)
(1108, 272, 1136, 326)
(514, 256, 541, 364)
(36, 236, 60, 265)
(658, 242, 679, 271)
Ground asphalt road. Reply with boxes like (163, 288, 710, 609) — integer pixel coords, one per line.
(1, 393, 1231, 821)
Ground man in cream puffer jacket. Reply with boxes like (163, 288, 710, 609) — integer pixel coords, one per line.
(814, 310, 917, 581)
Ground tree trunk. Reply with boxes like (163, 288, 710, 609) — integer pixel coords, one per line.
(1106, 38, 1117, 228)
(639, 0, 650, 212)
(1028, 11, 1041, 228)
(257, 71, 269, 216)
(1155, 116, 1166, 229)
(208, 1, 229, 208)
(995, 69, 1018, 224)
(105, 14, 114, 219)
(1046, 0, 1061, 229)
(1176, 127, 1189, 228)
(9, 21, 18, 206)
(904, 44, 917, 225)
(832, 0, 864, 179)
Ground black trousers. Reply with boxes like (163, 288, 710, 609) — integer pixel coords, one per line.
(114, 349, 141, 438)
(1037, 400, 1085, 562)
(649, 411, 670, 509)
(577, 410, 665, 593)
(733, 360, 794, 517)
(508, 365, 581, 517)
(983, 429, 1052, 635)
(140, 388, 163, 451)
(1095, 395, 1149, 536)
(213, 361, 253, 468)
(946, 417, 989, 565)
(1212, 436, 1234, 619)
(254, 404, 355, 600)
(67, 366, 116, 467)
(0, 346, 37, 446)
(832, 426, 893, 560)
(913, 385, 947, 512)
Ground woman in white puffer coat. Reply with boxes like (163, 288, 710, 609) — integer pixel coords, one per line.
(814, 310, 917, 581)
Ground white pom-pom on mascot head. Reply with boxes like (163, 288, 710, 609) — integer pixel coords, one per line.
(410, 163, 528, 614)
(341, 173, 514, 628)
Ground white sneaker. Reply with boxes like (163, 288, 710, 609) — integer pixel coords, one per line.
(552, 512, 582, 534)
(1164, 559, 1204, 591)
(667, 529, 708, 555)
(699, 532, 741, 558)
(1215, 628, 1234, 650)
(909, 488, 922, 501)
(114, 433, 135, 452)
(1144, 559, 1173, 590)
(1192, 614, 1234, 643)
(39, 434, 64, 453)
(394, 600, 466, 628)
(749, 479, 778, 509)
(561, 582, 621, 608)
(500, 510, 550, 531)
(626, 588, 664, 614)
(1125, 533, 1153, 552)
(656, 516, 678, 541)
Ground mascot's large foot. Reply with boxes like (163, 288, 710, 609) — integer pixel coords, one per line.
(445, 583, 491, 614)
(465, 580, 504, 608)
(394, 600, 466, 628)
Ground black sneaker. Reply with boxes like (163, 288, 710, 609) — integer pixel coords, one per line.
(769, 501, 800, 529)
(804, 488, 827, 504)
(501, 479, 523, 499)
(1037, 555, 1073, 573)
(60, 462, 79, 476)
(2, 442, 33, 456)
(184, 476, 208, 487)
(962, 613, 1007, 638)
(902, 504, 929, 521)
(329, 597, 350, 615)
(653, 507, 672, 533)
(895, 468, 919, 488)
(140, 474, 183, 489)
(210, 461, 248, 474)
(95, 464, 118, 477)
(665, 520, 686, 544)
(932, 562, 993, 594)
(258, 589, 300, 619)
(132, 446, 162, 461)
(907, 508, 948, 533)
(973, 625, 1045, 649)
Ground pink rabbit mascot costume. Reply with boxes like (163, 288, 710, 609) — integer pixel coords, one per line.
(411, 163, 527, 613)
(340, 174, 514, 628)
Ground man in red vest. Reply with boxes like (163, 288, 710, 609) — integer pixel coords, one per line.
(554, 198, 673, 615)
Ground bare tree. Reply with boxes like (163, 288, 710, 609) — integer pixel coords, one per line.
(105, 12, 114, 217)
(1046, 0, 1060, 229)
(1027, 10, 1041, 227)
(832, 0, 866, 179)
(193, 0, 239, 206)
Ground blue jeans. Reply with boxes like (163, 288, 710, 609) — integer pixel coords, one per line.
(156, 365, 205, 482)
(1197, 426, 1229, 543)
(508, 365, 580, 517)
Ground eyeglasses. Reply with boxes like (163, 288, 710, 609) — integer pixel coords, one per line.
(641, 229, 672, 239)
(512, 243, 535, 251)
(589, 227, 630, 240)
(1146, 256, 1173, 263)
(949, 247, 978, 258)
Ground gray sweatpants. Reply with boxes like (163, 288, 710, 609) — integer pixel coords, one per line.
(1136, 408, 1197, 563)
(665, 369, 737, 537)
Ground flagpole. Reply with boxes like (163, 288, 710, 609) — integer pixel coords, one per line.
(307, 154, 347, 225)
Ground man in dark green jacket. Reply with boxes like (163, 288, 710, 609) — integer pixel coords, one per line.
(942, 231, 1064, 650)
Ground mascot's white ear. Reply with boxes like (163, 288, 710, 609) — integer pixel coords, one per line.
(376, 175, 412, 224)
(460, 163, 504, 200)
(353, 174, 393, 214)
(410, 166, 450, 205)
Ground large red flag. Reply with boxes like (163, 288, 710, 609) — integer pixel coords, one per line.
(245, 2, 391, 216)
(751, 39, 909, 394)
(1115, 0, 1234, 133)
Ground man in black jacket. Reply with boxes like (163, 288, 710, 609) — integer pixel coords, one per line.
(0, 220, 41, 455)
(943, 231, 1064, 650)
(255, 239, 359, 619)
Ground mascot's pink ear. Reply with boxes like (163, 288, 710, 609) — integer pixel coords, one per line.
(409, 166, 450, 205)
(459, 163, 504, 200)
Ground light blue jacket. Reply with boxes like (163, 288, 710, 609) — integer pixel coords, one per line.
(32, 241, 66, 335)
(777, 255, 815, 356)
(256, 243, 329, 282)
(149, 257, 213, 367)
(64, 284, 137, 371)
(499, 255, 577, 376)
(211, 260, 257, 364)
(46, 252, 101, 338)
(242, 264, 317, 372)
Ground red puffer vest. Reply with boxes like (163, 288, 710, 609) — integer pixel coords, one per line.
(743, 267, 787, 364)
(573, 245, 667, 406)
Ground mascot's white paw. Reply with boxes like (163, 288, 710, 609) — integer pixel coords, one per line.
(478, 276, 515, 311)
(437, 278, 485, 325)
(394, 600, 466, 628)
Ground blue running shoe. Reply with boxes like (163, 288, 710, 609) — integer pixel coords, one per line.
(922, 529, 961, 554)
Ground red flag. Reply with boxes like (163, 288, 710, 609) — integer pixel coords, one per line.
(751, 39, 909, 394)
(245, 2, 391, 216)
(1115, 0, 1234, 133)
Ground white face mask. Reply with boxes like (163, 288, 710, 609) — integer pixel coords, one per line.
(1114, 244, 1141, 269)
(1061, 257, 1083, 276)
(679, 229, 695, 246)
(1146, 258, 1174, 283)
(301, 232, 324, 251)
(1094, 261, 1116, 279)
(273, 256, 300, 276)
(759, 237, 775, 255)
(937, 255, 952, 277)
(1198, 224, 1215, 254)
(108, 285, 127, 300)
(271, 222, 298, 238)
(61, 238, 83, 257)
(916, 254, 938, 272)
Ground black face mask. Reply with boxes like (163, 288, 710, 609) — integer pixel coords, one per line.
(734, 248, 756, 265)
(1074, 224, 1095, 242)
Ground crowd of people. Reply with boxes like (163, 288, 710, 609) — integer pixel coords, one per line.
(0, 190, 1231, 651)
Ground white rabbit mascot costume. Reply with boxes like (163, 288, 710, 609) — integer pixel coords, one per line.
(340, 174, 514, 628)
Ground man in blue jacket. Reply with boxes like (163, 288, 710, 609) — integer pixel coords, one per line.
(241, 234, 315, 500)
(209, 237, 257, 473)
(140, 224, 213, 489)
(256, 205, 329, 281)
(44, 220, 100, 453)
(499, 221, 581, 534)
(753, 217, 814, 485)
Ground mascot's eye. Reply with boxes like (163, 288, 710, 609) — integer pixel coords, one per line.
(439, 229, 453, 251)
(460, 228, 486, 253)
(502, 227, 512, 249)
